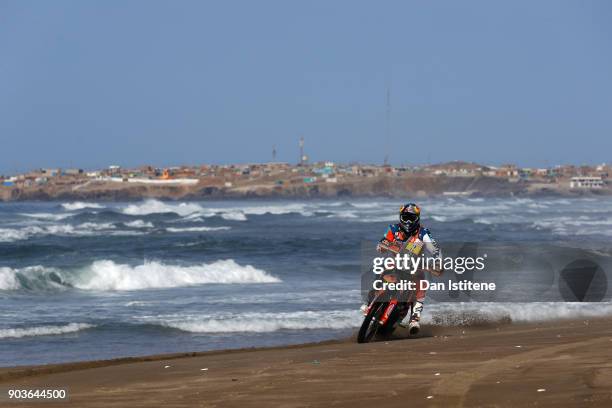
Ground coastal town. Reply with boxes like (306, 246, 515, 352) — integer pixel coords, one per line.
(1, 157, 609, 201)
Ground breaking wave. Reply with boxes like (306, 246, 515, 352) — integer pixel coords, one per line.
(326, 211, 358, 219)
(0, 259, 280, 291)
(532, 217, 612, 236)
(0, 224, 140, 242)
(166, 226, 230, 232)
(0, 323, 94, 339)
(0, 228, 30, 242)
(115, 200, 318, 222)
(122, 200, 203, 216)
(123, 220, 154, 228)
(198, 203, 311, 219)
(157, 302, 612, 334)
(431, 215, 450, 222)
(239, 203, 310, 216)
(157, 310, 360, 333)
(220, 212, 247, 221)
(20, 212, 73, 221)
(210, 204, 314, 220)
(61, 202, 104, 211)
(427, 302, 612, 326)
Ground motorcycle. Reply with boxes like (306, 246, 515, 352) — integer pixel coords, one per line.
(357, 271, 415, 343)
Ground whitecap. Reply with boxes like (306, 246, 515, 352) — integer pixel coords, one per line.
(221, 212, 247, 221)
(1, 259, 279, 291)
(122, 199, 203, 217)
(76, 259, 279, 291)
(166, 226, 230, 232)
(20, 213, 73, 221)
(0, 323, 94, 339)
(61, 202, 104, 211)
(426, 301, 612, 325)
(156, 310, 360, 333)
(124, 220, 154, 228)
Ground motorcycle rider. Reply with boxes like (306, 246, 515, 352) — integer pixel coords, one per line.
(364, 203, 443, 335)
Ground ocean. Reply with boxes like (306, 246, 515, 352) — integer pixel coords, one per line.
(1, 197, 611, 367)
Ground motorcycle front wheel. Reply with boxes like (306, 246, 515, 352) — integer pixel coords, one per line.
(357, 301, 387, 343)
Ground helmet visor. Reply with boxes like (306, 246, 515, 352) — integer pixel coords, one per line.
(400, 212, 418, 224)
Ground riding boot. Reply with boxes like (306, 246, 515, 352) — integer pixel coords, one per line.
(408, 301, 423, 335)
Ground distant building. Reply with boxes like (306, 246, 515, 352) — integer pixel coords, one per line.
(570, 176, 603, 189)
(108, 165, 121, 175)
(496, 164, 519, 178)
(41, 168, 60, 177)
(427, 161, 485, 177)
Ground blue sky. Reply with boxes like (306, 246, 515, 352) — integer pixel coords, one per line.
(1, 1, 611, 173)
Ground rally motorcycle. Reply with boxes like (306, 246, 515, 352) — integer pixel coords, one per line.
(357, 271, 415, 344)
(357, 237, 423, 344)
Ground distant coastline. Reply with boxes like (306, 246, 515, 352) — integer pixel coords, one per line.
(1, 161, 609, 202)
(1, 175, 610, 202)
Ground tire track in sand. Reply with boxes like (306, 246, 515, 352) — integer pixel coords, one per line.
(430, 336, 611, 407)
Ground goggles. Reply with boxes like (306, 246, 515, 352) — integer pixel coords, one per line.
(400, 212, 418, 224)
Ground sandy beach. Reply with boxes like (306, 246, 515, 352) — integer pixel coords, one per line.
(2, 317, 612, 407)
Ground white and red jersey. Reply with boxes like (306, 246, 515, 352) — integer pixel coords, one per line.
(380, 223, 441, 259)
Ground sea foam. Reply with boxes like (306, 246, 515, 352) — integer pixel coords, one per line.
(426, 302, 612, 325)
(0, 323, 94, 339)
(166, 226, 230, 233)
(61, 202, 104, 211)
(0, 260, 280, 291)
(122, 199, 203, 217)
(157, 310, 360, 333)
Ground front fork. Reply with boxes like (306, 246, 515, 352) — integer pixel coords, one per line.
(380, 299, 398, 325)
(364, 297, 411, 326)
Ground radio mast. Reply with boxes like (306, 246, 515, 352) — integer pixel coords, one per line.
(384, 80, 391, 166)
(299, 136, 305, 165)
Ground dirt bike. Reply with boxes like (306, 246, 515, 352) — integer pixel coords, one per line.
(357, 272, 414, 344)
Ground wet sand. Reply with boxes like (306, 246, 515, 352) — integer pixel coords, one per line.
(2, 317, 612, 407)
